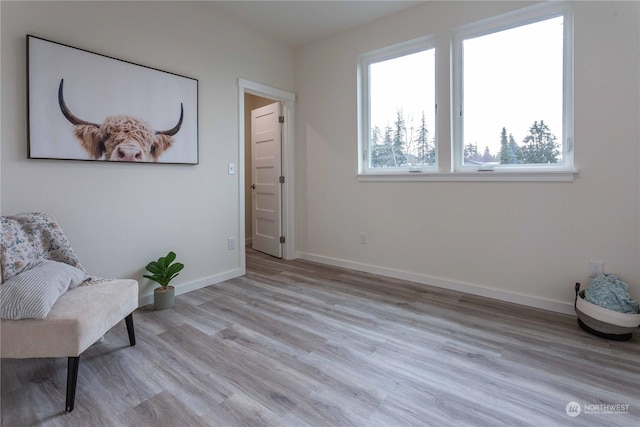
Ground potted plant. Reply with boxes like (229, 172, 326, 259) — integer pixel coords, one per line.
(144, 251, 184, 310)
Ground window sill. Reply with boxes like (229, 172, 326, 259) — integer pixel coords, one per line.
(357, 170, 578, 182)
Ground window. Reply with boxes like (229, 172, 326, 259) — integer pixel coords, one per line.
(358, 2, 574, 180)
(453, 6, 573, 172)
(359, 37, 436, 173)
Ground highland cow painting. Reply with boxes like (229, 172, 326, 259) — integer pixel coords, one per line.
(27, 35, 198, 164)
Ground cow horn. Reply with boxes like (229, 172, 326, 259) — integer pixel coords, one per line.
(58, 79, 99, 127)
(156, 103, 184, 136)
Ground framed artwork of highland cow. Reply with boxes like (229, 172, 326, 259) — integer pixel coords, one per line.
(27, 35, 198, 164)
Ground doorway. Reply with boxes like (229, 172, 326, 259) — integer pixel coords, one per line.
(238, 79, 295, 269)
(247, 98, 282, 258)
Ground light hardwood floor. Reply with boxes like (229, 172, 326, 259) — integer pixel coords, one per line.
(2, 249, 639, 426)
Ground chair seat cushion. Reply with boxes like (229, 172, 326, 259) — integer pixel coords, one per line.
(0, 279, 138, 358)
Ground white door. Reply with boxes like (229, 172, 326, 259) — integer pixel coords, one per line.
(251, 102, 283, 258)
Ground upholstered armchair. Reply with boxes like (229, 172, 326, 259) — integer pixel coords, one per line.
(0, 213, 139, 412)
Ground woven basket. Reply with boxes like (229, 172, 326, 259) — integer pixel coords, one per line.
(574, 285, 640, 341)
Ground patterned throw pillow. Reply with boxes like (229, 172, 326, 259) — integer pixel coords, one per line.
(1, 213, 89, 285)
(0, 260, 89, 320)
(0, 217, 39, 282)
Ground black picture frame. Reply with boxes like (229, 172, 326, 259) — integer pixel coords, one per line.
(27, 35, 199, 164)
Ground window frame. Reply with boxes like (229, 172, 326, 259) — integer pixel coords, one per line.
(451, 1, 574, 173)
(357, 35, 438, 175)
(356, 1, 575, 182)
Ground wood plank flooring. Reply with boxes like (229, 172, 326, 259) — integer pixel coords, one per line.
(2, 248, 639, 426)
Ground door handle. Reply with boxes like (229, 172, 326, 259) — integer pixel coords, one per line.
(251, 184, 256, 189)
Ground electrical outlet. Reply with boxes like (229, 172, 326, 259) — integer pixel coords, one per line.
(227, 237, 236, 250)
(360, 232, 366, 244)
(228, 163, 235, 175)
(588, 260, 604, 278)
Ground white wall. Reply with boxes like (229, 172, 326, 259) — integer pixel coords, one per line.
(1, 1, 294, 303)
(294, 1, 640, 313)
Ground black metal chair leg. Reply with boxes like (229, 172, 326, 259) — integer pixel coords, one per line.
(64, 315, 134, 412)
(125, 313, 136, 346)
(66, 357, 80, 412)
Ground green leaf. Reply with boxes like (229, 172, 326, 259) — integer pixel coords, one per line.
(165, 252, 177, 265)
(143, 274, 166, 286)
(157, 257, 168, 269)
(145, 262, 163, 274)
(167, 263, 184, 277)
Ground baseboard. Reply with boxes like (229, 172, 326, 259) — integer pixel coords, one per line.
(138, 267, 244, 307)
(296, 252, 575, 316)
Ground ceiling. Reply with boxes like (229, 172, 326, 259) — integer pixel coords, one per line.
(207, 1, 427, 47)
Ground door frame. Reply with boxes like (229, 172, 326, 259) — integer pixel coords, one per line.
(238, 78, 296, 270)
